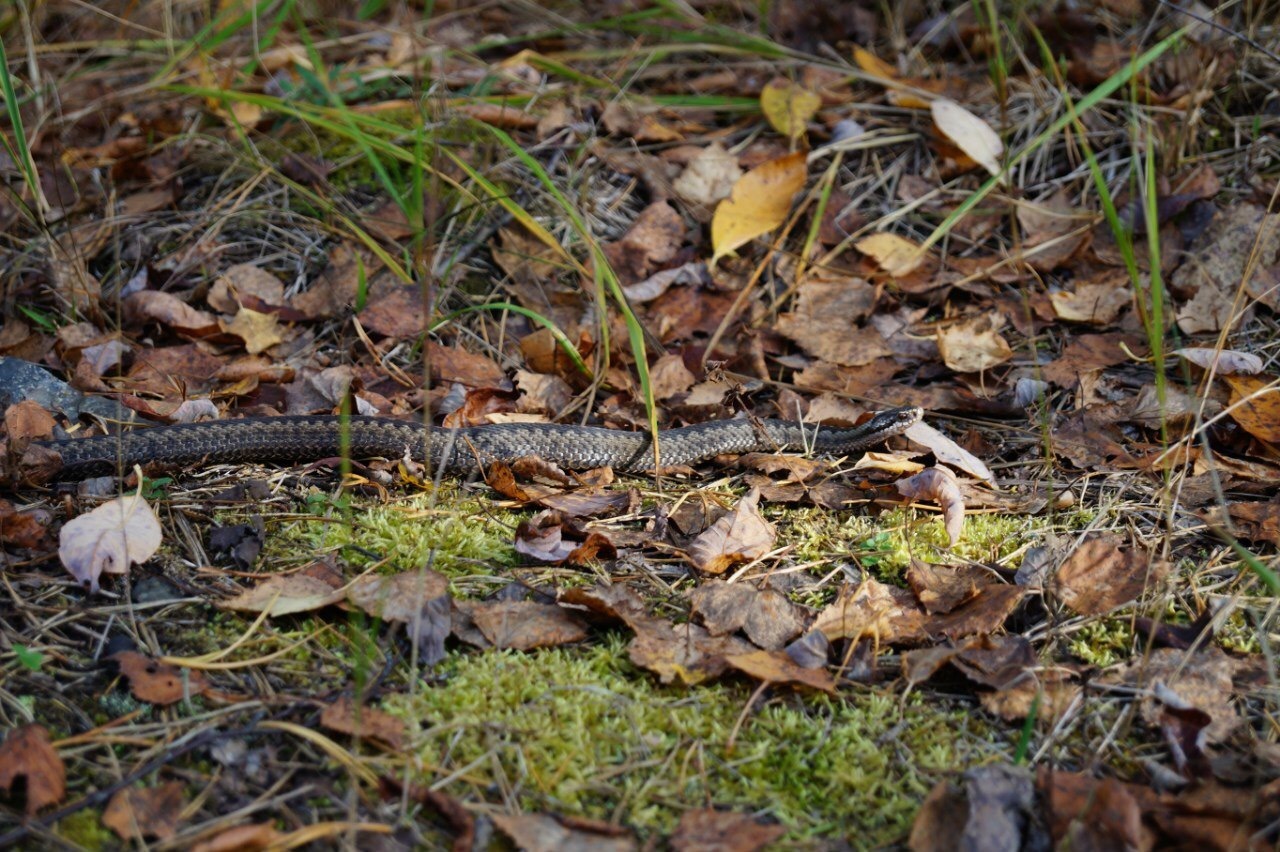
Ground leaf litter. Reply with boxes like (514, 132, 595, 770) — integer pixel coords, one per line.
(1, 1, 1279, 848)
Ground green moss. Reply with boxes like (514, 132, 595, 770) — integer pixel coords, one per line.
(1069, 619, 1134, 667)
(393, 637, 986, 844)
(56, 809, 112, 850)
(277, 489, 521, 581)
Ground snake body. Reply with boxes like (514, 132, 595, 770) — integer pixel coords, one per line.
(38, 407, 922, 479)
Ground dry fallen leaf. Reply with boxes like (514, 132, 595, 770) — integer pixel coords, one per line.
(760, 78, 821, 140)
(897, 467, 966, 546)
(1223, 374, 1280, 443)
(59, 492, 163, 593)
(112, 651, 209, 705)
(320, 696, 407, 750)
(224, 307, 285, 355)
(670, 809, 787, 852)
(673, 142, 742, 208)
(710, 152, 807, 266)
(1053, 532, 1167, 616)
(856, 232, 927, 276)
(931, 98, 1004, 179)
(1174, 347, 1263, 375)
(103, 781, 186, 841)
(219, 573, 347, 616)
(684, 488, 777, 574)
(492, 812, 637, 852)
(936, 314, 1014, 373)
(0, 725, 66, 816)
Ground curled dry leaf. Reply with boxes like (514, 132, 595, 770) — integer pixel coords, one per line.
(724, 649, 836, 694)
(59, 492, 162, 593)
(903, 420, 993, 483)
(930, 98, 1004, 179)
(1174, 347, 1263, 375)
(897, 467, 965, 546)
(710, 152, 807, 266)
(684, 487, 777, 574)
(0, 724, 66, 816)
(760, 78, 821, 140)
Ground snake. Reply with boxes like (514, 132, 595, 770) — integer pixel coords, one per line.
(37, 407, 923, 479)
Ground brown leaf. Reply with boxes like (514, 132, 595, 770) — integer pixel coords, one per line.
(427, 341, 510, 390)
(220, 572, 347, 616)
(688, 581, 807, 650)
(670, 809, 787, 852)
(207, 263, 285, 313)
(1036, 771, 1150, 851)
(603, 201, 685, 283)
(936, 314, 1013, 373)
(491, 812, 637, 852)
(775, 275, 887, 367)
(674, 142, 742, 209)
(1109, 647, 1243, 744)
(347, 569, 449, 623)
(0, 498, 50, 549)
(514, 511, 618, 566)
(685, 488, 776, 575)
(724, 649, 836, 694)
(112, 651, 209, 705)
(1053, 533, 1167, 616)
(123, 290, 220, 336)
(5, 400, 56, 443)
(909, 766, 1046, 852)
(1041, 332, 1146, 387)
(628, 616, 755, 685)
(902, 634, 1036, 692)
(905, 561, 986, 615)
(470, 600, 588, 651)
(59, 493, 162, 593)
(292, 243, 369, 319)
(360, 285, 427, 340)
(812, 578, 927, 645)
(320, 696, 406, 750)
(102, 781, 186, 841)
(0, 725, 66, 816)
(650, 353, 696, 400)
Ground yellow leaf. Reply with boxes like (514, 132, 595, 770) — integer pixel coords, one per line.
(710, 152, 807, 267)
(760, 79, 821, 141)
(855, 233, 926, 276)
(853, 47, 897, 80)
(931, 98, 1005, 180)
(224, 307, 284, 355)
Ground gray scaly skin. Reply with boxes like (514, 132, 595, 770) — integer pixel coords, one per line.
(38, 407, 923, 479)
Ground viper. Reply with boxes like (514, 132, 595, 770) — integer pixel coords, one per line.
(37, 407, 923, 478)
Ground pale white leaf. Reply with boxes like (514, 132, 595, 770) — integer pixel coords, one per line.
(931, 98, 1004, 180)
(59, 493, 162, 593)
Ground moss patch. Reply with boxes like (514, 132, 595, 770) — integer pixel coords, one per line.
(394, 637, 990, 844)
